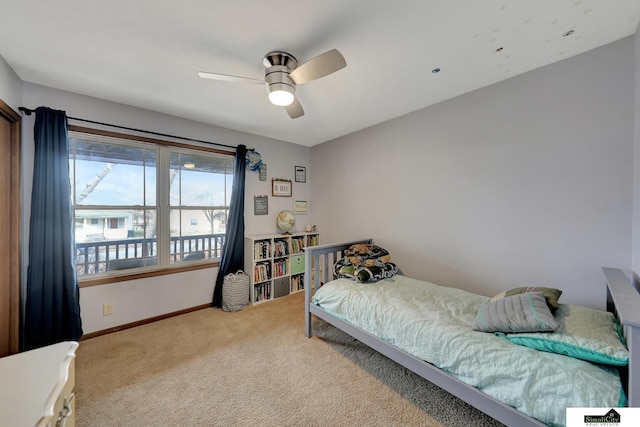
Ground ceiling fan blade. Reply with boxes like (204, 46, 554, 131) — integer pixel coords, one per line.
(285, 98, 304, 119)
(289, 49, 346, 84)
(198, 72, 263, 84)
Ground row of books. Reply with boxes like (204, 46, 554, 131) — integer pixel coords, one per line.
(254, 282, 271, 302)
(254, 234, 320, 259)
(253, 262, 271, 282)
(273, 259, 287, 277)
(291, 238, 305, 254)
(253, 240, 271, 260)
(273, 240, 289, 257)
(291, 273, 304, 291)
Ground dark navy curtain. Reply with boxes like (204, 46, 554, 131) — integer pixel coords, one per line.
(24, 107, 82, 350)
(212, 145, 247, 307)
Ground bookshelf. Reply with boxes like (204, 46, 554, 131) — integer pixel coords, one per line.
(245, 232, 320, 304)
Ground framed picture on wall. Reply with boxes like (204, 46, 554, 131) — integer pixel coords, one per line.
(295, 166, 306, 183)
(272, 179, 292, 197)
(254, 195, 268, 215)
(293, 200, 308, 214)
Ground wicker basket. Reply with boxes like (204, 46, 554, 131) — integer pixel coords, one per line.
(222, 270, 250, 312)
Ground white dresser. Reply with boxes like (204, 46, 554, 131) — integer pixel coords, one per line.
(0, 341, 78, 427)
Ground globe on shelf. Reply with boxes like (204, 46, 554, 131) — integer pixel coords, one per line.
(276, 210, 296, 234)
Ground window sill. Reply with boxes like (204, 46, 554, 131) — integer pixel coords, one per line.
(78, 261, 220, 288)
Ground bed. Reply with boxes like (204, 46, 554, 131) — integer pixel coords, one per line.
(304, 239, 640, 427)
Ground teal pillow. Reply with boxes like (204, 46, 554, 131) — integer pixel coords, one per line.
(505, 304, 629, 366)
(472, 292, 558, 333)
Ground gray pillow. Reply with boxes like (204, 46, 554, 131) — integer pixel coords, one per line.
(472, 292, 559, 333)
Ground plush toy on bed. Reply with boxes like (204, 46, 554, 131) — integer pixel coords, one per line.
(333, 244, 398, 283)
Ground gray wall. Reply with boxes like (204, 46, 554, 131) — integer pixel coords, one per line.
(0, 56, 21, 111)
(312, 37, 635, 309)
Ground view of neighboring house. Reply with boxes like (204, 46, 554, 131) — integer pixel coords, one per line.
(74, 209, 227, 243)
(75, 210, 132, 241)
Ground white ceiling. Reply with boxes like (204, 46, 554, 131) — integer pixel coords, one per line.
(2, 1, 640, 146)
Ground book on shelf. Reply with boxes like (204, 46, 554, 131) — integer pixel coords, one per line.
(253, 282, 272, 302)
(291, 274, 304, 291)
(307, 234, 319, 246)
(291, 237, 305, 254)
(254, 240, 271, 260)
(273, 239, 289, 257)
(253, 262, 271, 282)
(273, 259, 287, 277)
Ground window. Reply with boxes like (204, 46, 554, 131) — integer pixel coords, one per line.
(68, 128, 234, 280)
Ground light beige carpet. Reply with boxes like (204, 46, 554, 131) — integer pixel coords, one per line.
(75, 292, 504, 426)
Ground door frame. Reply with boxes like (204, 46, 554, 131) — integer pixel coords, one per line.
(0, 98, 21, 355)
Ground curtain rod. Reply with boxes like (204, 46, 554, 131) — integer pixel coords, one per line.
(19, 106, 251, 152)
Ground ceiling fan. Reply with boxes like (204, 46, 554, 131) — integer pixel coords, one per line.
(198, 49, 347, 119)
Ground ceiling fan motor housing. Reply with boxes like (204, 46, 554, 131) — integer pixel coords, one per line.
(264, 51, 298, 94)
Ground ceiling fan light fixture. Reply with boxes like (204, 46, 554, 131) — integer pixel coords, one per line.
(198, 48, 346, 119)
(268, 83, 295, 106)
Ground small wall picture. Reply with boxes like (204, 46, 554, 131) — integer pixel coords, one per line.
(272, 179, 292, 197)
(254, 195, 268, 215)
(293, 200, 308, 214)
(259, 163, 267, 181)
(295, 165, 306, 183)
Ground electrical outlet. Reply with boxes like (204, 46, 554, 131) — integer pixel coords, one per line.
(103, 303, 114, 316)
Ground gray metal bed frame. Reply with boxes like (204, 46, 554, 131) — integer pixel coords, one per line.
(304, 239, 640, 427)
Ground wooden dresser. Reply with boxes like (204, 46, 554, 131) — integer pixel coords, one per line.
(0, 341, 78, 427)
